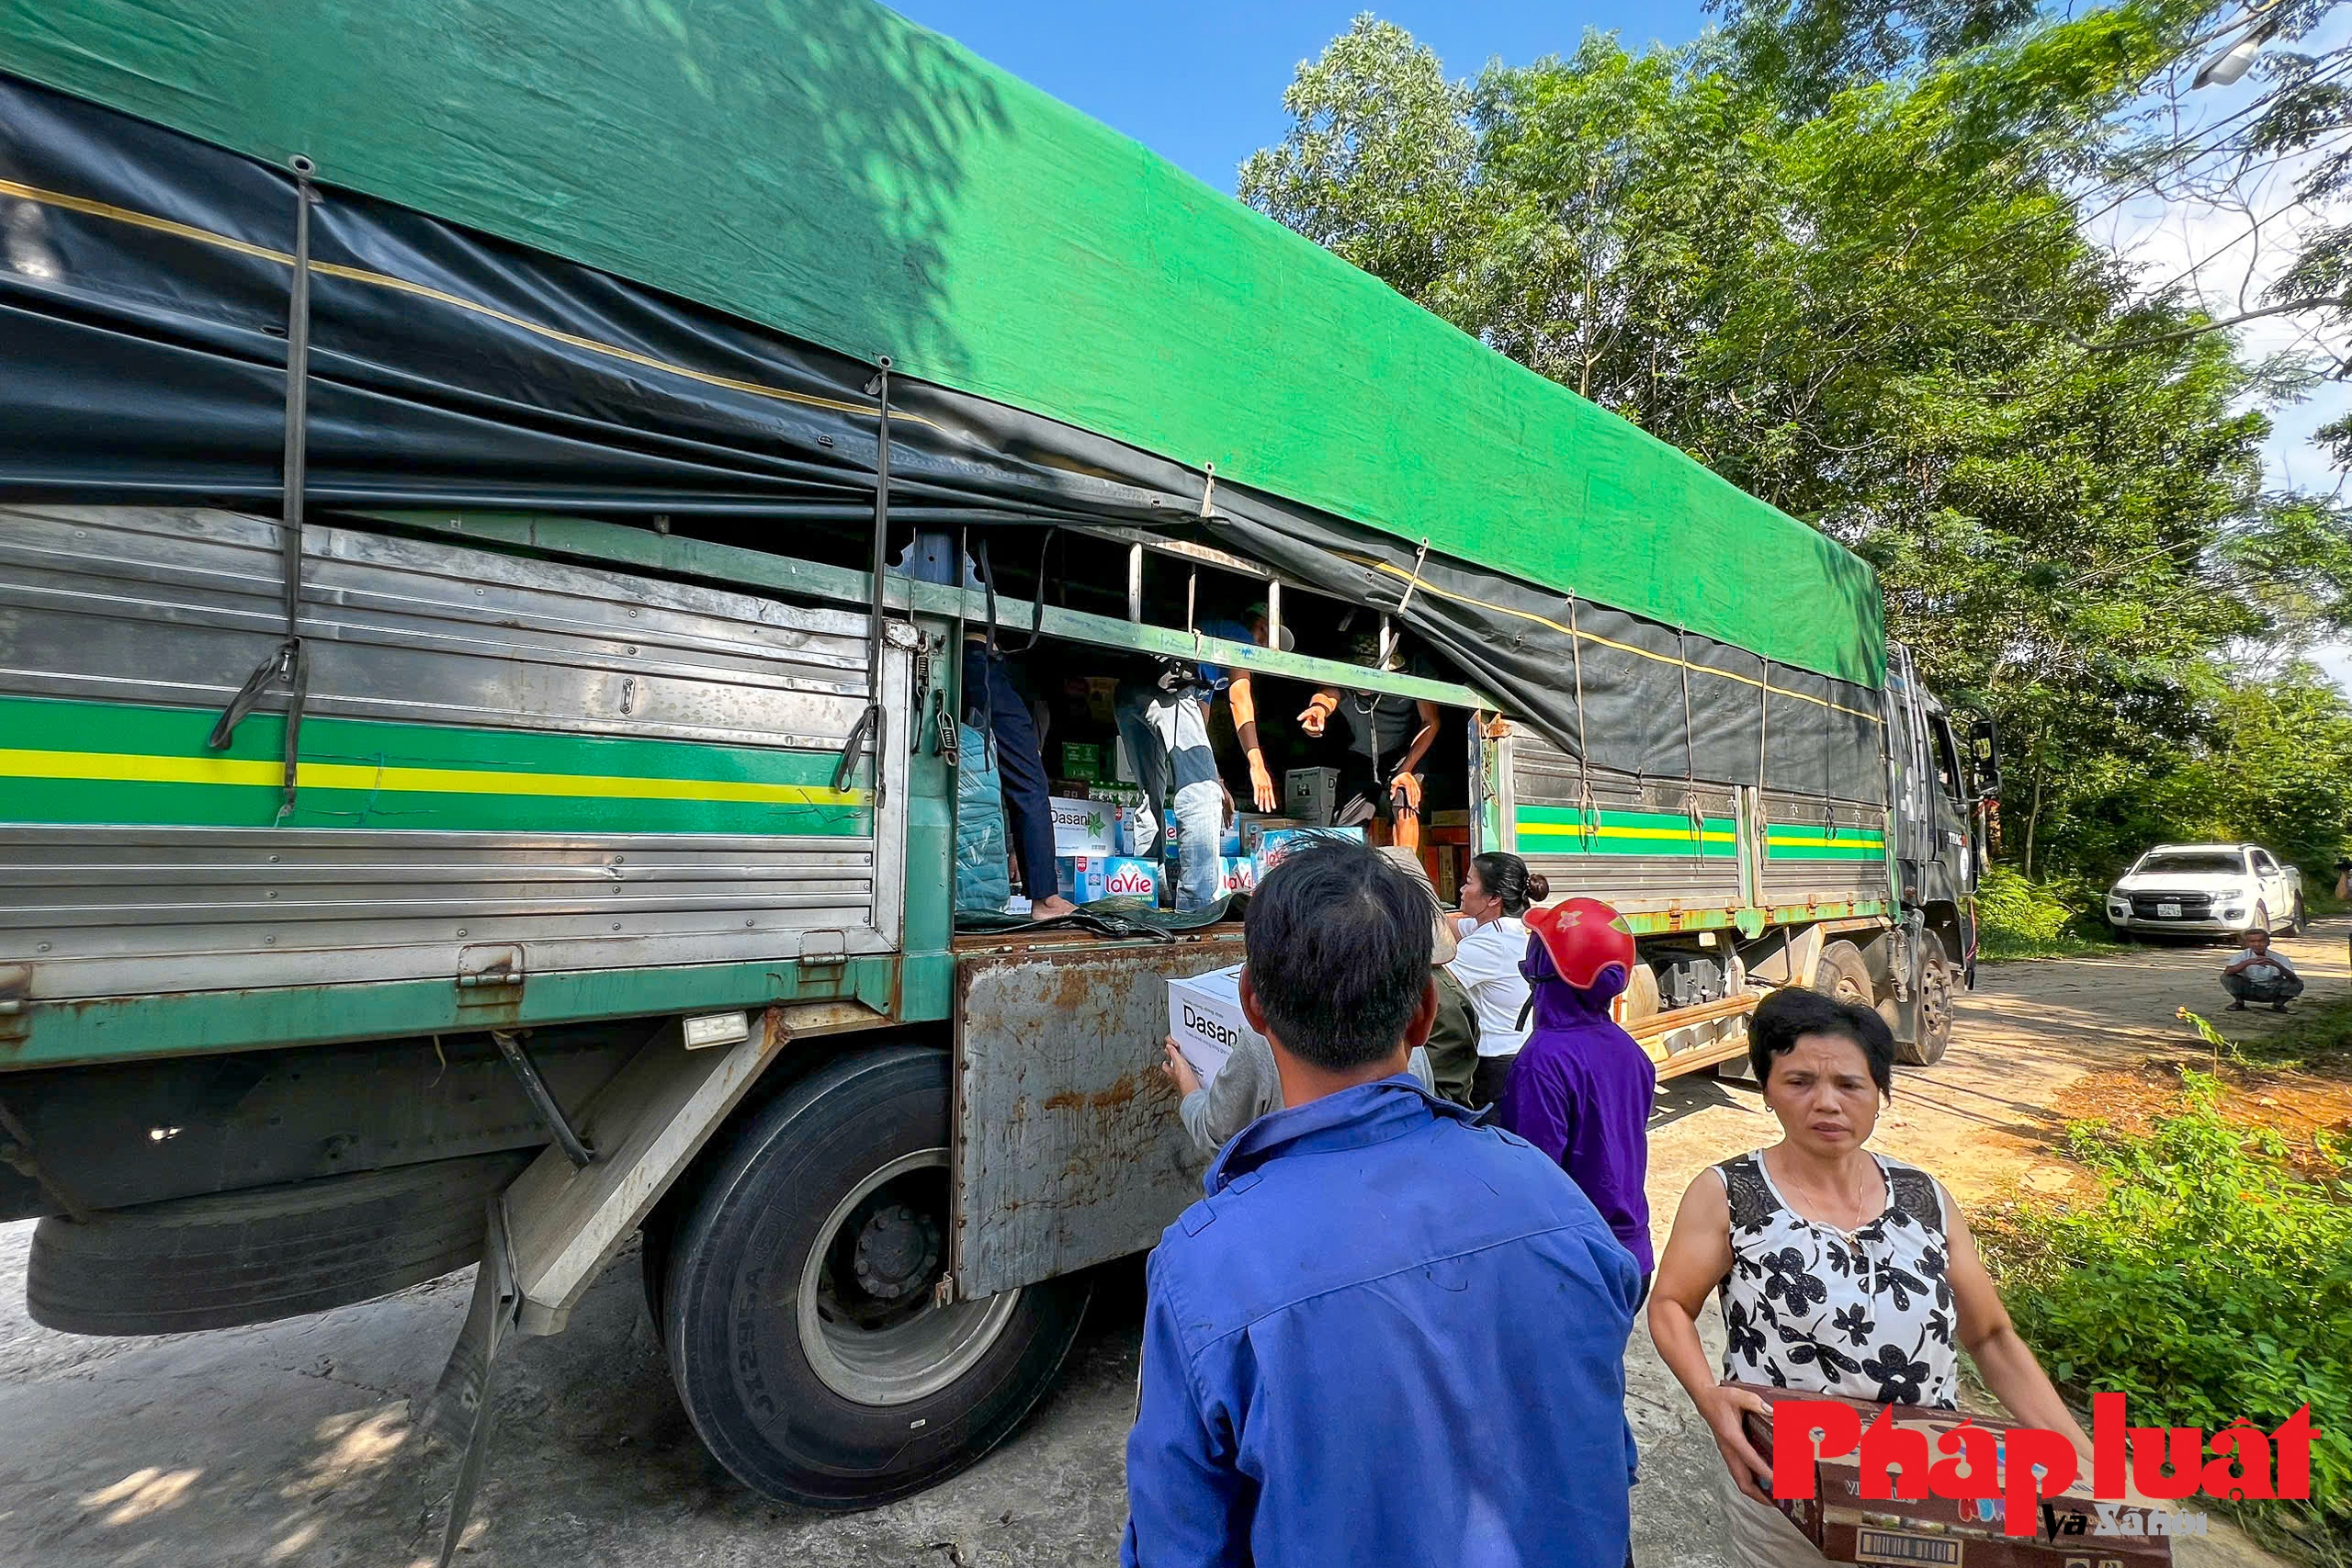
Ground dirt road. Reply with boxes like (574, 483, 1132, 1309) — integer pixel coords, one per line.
(3, 926, 2336, 1566)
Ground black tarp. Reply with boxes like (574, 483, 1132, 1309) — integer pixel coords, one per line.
(0, 73, 1886, 803)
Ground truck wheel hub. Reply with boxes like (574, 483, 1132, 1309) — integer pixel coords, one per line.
(852, 1202, 938, 1300)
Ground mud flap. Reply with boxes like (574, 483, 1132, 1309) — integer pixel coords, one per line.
(424, 1201, 516, 1568)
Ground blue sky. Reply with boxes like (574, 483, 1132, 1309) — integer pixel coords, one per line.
(889, 1, 1713, 192)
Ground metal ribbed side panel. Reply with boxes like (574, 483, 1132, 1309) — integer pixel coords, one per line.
(0, 504, 875, 740)
(1509, 734, 1743, 908)
(1758, 790, 1890, 906)
(1, 506, 910, 1003)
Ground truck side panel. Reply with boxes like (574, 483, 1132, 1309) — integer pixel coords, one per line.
(1505, 730, 1745, 911)
(2, 505, 914, 1059)
(952, 933, 1245, 1298)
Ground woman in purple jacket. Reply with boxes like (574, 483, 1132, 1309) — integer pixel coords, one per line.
(1498, 897, 1657, 1296)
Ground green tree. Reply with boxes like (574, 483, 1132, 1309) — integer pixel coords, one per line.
(1239, 8, 2352, 883)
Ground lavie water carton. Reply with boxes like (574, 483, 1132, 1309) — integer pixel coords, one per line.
(1056, 855, 1107, 903)
(1060, 855, 1162, 905)
(1095, 857, 1161, 906)
(1252, 824, 1366, 875)
(1167, 964, 1259, 1088)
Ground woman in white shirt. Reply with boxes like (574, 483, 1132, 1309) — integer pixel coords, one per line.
(1446, 852, 1550, 1107)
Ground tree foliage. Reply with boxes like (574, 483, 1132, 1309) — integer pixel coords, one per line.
(1240, 7, 2352, 882)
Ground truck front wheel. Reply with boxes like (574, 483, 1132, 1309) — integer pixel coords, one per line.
(662, 1045, 1091, 1508)
(1895, 932, 1956, 1066)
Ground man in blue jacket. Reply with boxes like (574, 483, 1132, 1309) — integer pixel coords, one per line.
(1123, 837, 1642, 1568)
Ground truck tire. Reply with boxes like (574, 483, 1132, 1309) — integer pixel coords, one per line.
(2282, 895, 2305, 937)
(662, 1045, 1091, 1509)
(1895, 932, 1956, 1067)
(1621, 960, 1662, 1025)
(1812, 941, 1875, 1010)
(27, 1149, 531, 1336)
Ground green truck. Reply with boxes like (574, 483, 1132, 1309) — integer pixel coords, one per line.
(0, 0, 1994, 1528)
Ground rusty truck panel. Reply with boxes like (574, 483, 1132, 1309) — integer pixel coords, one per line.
(950, 931, 1246, 1299)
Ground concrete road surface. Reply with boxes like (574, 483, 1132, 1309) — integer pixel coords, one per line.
(7, 927, 2335, 1566)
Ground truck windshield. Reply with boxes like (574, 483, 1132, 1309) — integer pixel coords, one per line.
(2133, 852, 2247, 876)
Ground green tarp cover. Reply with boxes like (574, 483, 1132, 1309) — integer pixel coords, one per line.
(0, 0, 1885, 686)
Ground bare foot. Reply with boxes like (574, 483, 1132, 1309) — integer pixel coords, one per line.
(1030, 896, 1079, 920)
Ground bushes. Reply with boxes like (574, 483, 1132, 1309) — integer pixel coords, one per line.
(1974, 864, 2113, 959)
(1982, 1072, 2352, 1562)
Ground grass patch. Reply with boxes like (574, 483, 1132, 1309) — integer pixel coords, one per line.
(1975, 865, 2124, 960)
(1981, 1070, 2351, 1565)
(2188, 995, 2352, 1077)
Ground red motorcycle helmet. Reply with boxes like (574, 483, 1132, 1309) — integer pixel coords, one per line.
(1525, 897, 1636, 991)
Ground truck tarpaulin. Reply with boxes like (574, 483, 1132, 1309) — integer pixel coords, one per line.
(0, 73, 1885, 801)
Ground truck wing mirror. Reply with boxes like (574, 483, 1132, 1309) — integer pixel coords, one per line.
(1965, 716, 2000, 799)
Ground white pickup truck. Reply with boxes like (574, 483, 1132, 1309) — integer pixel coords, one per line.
(2104, 842, 2306, 938)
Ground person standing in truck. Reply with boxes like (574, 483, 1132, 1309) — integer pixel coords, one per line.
(1297, 630, 1442, 850)
(894, 531, 1076, 919)
(1115, 604, 1290, 910)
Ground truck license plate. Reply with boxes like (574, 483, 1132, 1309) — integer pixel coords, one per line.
(2157, 901, 2182, 919)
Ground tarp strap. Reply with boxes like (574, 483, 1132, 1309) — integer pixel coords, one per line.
(962, 523, 1051, 666)
(965, 525, 1001, 665)
(834, 355, 893, 794)
(910, 638, 934, 755)
(1679, 625, 1704, 850)
(1391, 537, 1432, 628)
(1677, 626, 1698, 787)
(1757, 654, 1772, 797)
(1009, 527, 1057, 655)
(205, 158, 316, 820)
(1567, 594, 1595, 848)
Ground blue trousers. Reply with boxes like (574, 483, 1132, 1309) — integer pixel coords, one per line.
(965, 644, 1058, 904)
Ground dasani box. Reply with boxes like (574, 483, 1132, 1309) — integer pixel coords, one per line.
(1167, 964, 1261, 1088)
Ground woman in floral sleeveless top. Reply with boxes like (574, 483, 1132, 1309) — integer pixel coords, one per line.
(1646, 987, 2093, 1568)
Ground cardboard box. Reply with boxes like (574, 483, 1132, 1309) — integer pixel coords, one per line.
(1096, 856, 1162, 906)
(1736, 1382, 2173, 1566)
(1238, 815, 1304, 855)
(1061, 854, 1164, 906)
(1167, 964, 1261, 1087)
(1253, 824, 1367, 877)
(1056, 855, 1107, 903)
(1050, 795, 1117, 856)
(1285, 767, 1340, 827)
(1111, 805, 1144, 857)
(1060, 740, 1102, 782)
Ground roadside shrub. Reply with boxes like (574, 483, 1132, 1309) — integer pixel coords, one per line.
(1975, 865, 2111, 958)
(1981, 1070, 2352, 1562)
